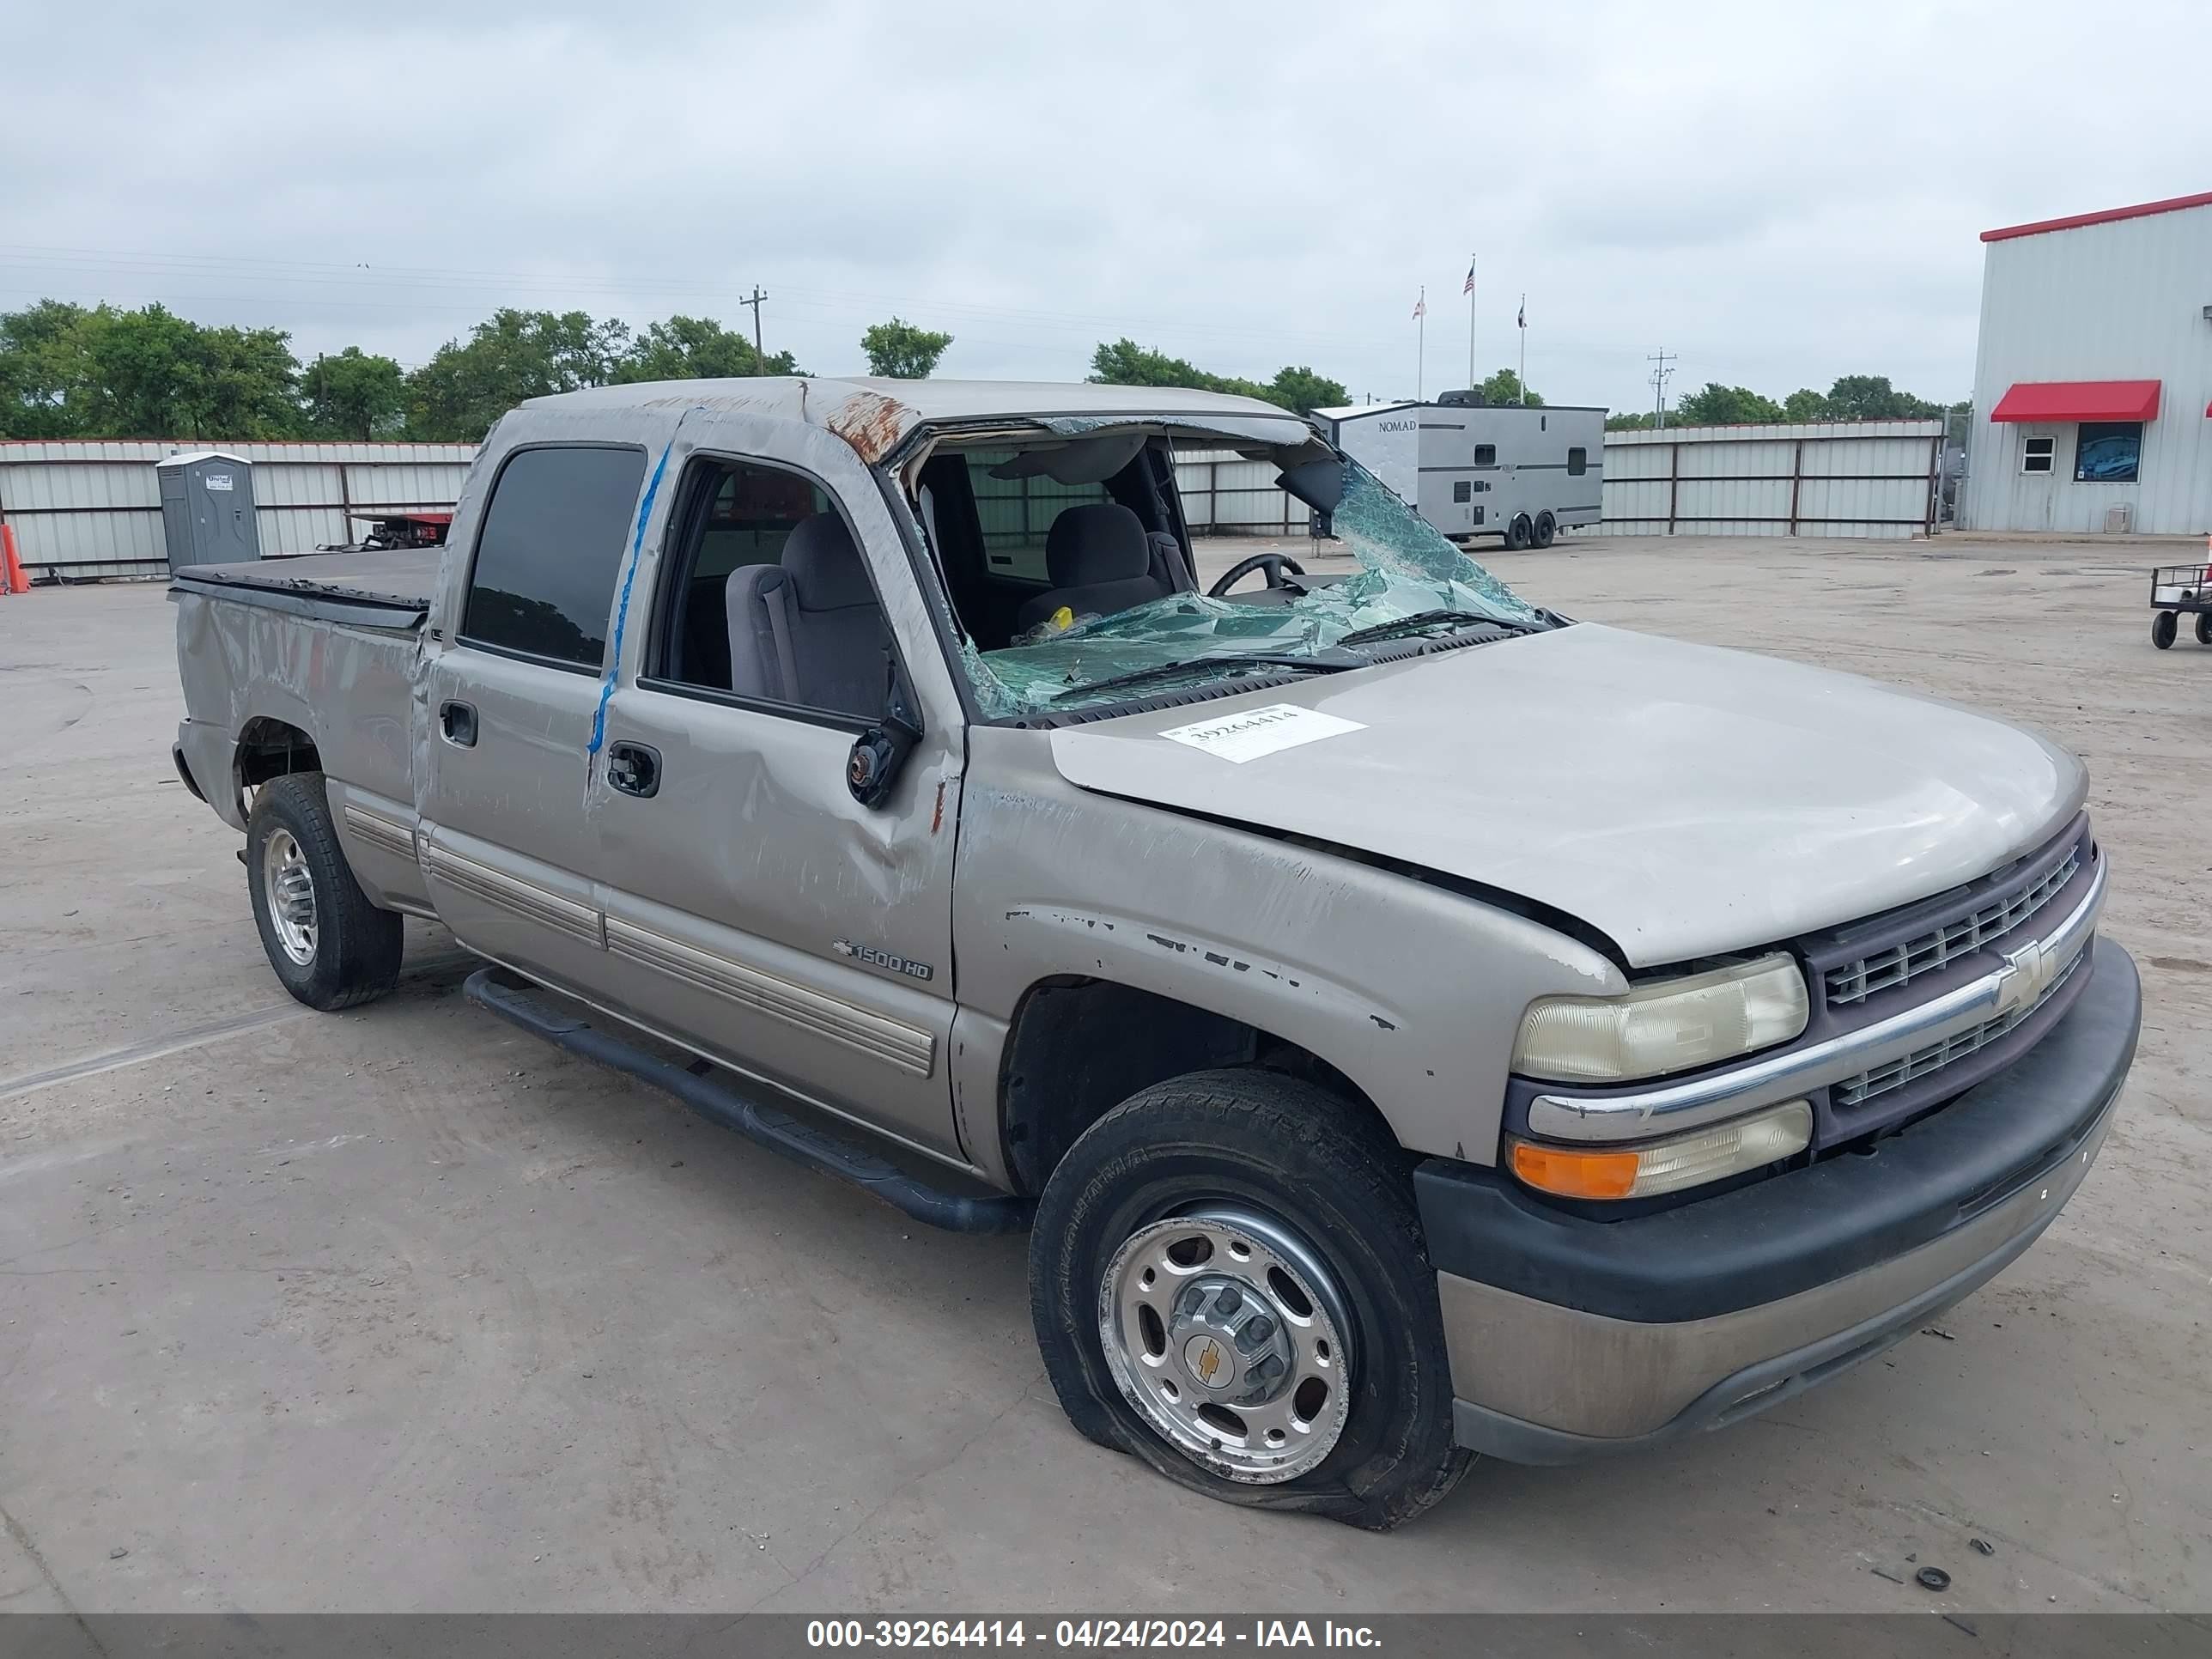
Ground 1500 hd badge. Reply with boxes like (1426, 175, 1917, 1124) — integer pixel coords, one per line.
(832, 939, 933, 981)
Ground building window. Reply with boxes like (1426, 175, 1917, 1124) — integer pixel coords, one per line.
(2021, 435, 2055, 475)
(1473, 444, 1497, 465)
(2074, 422, 2142, 483)
(1567, 447, 1588, 477)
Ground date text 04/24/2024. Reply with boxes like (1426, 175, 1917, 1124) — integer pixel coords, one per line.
(805, 1621, 1382, 1650)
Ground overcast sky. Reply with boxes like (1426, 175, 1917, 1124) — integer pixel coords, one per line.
(8, 1, 2209, 413)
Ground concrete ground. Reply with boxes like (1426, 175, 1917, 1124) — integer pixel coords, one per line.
(2, 535, 2206, 1615)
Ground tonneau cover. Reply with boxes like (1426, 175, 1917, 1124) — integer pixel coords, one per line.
(170, 548, 441, 627)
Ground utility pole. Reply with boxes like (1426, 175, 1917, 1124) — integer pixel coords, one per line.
(1647, 348, 1677, 429)
(739, 286, 769, 374)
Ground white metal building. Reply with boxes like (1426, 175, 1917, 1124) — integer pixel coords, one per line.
(1962, 191, 2212, 537)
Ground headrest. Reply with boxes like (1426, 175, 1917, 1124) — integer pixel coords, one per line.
(781, 513, 875, 611)
(1045, 502, 1152, 587)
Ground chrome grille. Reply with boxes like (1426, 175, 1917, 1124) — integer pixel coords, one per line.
(1825, 848, 2080, 1008)
(1833, 946, 2085, 1109)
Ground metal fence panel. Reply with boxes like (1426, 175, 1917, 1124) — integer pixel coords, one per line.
(0, 440, 480, 579)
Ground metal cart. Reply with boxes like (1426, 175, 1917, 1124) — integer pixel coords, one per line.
(2149, 562, 2212, 649)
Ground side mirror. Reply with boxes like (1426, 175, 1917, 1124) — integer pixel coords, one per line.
(847, 717, 919, 809)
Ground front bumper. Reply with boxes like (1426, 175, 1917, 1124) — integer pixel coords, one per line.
(1416, 940, 2141, 1463)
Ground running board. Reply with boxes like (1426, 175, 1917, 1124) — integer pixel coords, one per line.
(463, 968, 1033, 1235)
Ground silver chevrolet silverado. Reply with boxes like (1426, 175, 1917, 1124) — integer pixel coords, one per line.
(171, 380, 2140, 1528)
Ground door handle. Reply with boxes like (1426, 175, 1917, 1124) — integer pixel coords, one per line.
(606, 740, 661, 799)
(440, 700, 477, 747)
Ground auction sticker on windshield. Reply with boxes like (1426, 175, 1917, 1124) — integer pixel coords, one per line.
(1158, 703, 1366, 763)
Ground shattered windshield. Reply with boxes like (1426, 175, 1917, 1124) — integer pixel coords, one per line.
(955, 450, 1547, 718)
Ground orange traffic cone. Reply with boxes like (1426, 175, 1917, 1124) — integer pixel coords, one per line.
(0, 525, 25, 596)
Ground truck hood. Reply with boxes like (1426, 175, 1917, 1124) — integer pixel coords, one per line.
(1047, 623, 2085, 967)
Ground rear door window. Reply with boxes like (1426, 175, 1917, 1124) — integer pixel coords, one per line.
(461, 445, 647, 671)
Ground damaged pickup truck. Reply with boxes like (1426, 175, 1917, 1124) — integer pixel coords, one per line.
(172, 378, 2140, 1528)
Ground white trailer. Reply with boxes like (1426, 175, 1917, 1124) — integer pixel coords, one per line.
(1311, 398, 1607, 549)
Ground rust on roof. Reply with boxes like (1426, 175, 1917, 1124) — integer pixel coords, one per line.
(823, 387, 911, 465)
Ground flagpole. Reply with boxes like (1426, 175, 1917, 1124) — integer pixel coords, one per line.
(1517, 293, 1527, 405)
(1416, 286, 1425, 402)
(1467, 255, 1476, 392)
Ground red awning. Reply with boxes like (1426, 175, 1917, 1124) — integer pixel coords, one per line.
(1989, 380, 2160, 422)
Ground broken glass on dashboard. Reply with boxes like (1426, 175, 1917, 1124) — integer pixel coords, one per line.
(957, 454, 1548, 718)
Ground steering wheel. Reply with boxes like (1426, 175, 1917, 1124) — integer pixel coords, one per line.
(1206, 552, 1306, 598)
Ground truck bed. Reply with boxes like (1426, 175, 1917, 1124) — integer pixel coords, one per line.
(170, 548, 441, 627)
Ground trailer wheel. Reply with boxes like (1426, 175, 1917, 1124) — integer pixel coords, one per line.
(1030, 1069, 1472, 1530)
(2152, 611, 2177, 650)
(1532, 511, 1557, 549)
(2197, 612, 2212, 647)
(246, 773, 404, 1011)
(1504, 515, 1532, 551)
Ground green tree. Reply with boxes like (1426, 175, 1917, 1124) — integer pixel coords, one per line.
(1821, 374, 1944, 421)
(1782, 387, 1831, 422)
(0, 300, 94, 436)
(1472, 368, 1542, 407)
(405, 308, 631, 441)
(860, 317, 953, 379)
(1604, 410, 1661, 431)
(1263, 365, 1347, 414)
(301, 347, 407, 439)
(1673, 382, 1785, 426)
(615, 313, 798, 382)
(1088, 338, 1243, 394)
(1089, 339, 1352, 414)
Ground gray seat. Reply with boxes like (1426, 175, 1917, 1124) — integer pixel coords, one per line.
(726, 513, 887, 718)
(1013, 502, 1175, 635)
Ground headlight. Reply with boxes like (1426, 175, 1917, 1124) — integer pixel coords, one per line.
(1508, 1099, 1814, 1200)
(1511, 953, 1808, 1083)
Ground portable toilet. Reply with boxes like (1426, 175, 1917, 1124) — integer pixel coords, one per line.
(156, 450, 261, 570)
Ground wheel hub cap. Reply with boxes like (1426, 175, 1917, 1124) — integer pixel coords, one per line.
(262, 828, 318, 966)
(1099, 1205, 1354, 1484)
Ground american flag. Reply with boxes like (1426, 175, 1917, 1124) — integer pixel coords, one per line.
(1517, 295, 1527, 329)
(1463, 258, 1476, 295)
(1412, 289, 1425, 320)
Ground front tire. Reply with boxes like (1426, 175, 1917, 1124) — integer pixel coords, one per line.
(1029, 1070, 1472, 1530)
(246, 773, 404, 1011)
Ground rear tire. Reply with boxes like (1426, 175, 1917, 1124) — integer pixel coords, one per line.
(2153, 611, 2177, 650)
(1504, 515, 1532, 551)
(1532, 510, 1557, 549)
(246, 772, 404, 1011)
(1029, 1069, 1473, 1530)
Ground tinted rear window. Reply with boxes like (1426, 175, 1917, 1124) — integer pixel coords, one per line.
(461, 446, 647, 669)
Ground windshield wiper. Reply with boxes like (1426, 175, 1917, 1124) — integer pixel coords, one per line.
(1051, 651, 1359, 703)
(1335, 609, 1536, 648)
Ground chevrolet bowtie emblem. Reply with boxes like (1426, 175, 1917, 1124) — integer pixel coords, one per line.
(1996, 933, 2063, 1018)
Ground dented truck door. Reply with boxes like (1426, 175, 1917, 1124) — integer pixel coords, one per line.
(581, 418, 971, 1166)
(416, 441, 651, 993)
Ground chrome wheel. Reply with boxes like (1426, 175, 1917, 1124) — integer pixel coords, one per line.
(1099, 1204, 1354, 1484)
(262, 826, 318, 966)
